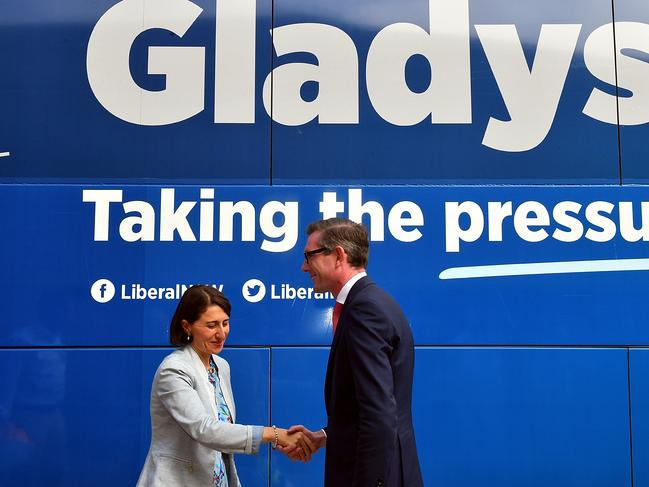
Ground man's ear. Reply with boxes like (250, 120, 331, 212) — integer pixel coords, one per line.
(334, 245, 346, 264)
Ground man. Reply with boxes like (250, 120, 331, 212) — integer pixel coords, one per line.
(288, 218, 423, 487)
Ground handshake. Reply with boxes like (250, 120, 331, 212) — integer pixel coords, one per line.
(265, 425, 326, 462)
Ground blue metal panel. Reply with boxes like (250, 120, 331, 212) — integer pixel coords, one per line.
(271, 0, 619, 183)
(269, 347, 632, 486)
(0, 347, 269, 487)
(221, 348, 271, 487)
(0, 348, 159, 485)
(4, 185, 649, 347)
(631, 349, 649, 487)
(414, 348, 631, 487)
(615, 0, 649, 183)
(270, 347, 329, 486)
(0, 0, 271, 183)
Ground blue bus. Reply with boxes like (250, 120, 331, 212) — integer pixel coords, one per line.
(1, 0, 648, 485)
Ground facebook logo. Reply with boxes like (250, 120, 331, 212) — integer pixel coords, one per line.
(91, 278, 116, 303)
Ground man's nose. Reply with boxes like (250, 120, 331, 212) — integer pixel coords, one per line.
(301, 261, 309, 272)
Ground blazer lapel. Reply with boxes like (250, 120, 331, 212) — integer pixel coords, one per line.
(329, 276, 372, 349)
(324, 276, 373, 411)
(186, 346, 218, 418)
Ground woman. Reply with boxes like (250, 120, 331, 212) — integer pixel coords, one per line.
(137, 285, 312, 486)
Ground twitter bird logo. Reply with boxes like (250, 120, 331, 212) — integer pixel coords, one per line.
(242, 279, 266, 303)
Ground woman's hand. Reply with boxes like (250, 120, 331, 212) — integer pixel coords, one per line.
(278, 425, 326, 461)
(262, 426, 315, 461)
(278, 427, 315, 462)
(263, 426, 315, 462)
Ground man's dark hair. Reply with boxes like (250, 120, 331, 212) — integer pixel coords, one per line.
(169, 285, 231, 346)
(306, 218, 369, 269)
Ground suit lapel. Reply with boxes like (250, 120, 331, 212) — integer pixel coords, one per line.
(324, 276, 374, 412)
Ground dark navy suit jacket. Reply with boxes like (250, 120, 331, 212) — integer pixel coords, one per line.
(324, 276, 423, 487)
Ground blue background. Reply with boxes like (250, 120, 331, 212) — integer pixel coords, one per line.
(2, 0, 649, 485)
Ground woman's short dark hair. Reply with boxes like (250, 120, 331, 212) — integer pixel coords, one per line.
(169, 285, 231, 346)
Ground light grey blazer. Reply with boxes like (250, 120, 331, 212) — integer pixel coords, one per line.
(137, 346, 260, 487)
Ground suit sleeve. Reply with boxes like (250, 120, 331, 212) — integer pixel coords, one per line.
(154, 359, 261, 455)
(344, 303, 397, 486)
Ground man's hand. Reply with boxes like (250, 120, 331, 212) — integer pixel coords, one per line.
(279, 425, 326, 461)
(278, 427, 315, 462)
(264, 426, 315, 462)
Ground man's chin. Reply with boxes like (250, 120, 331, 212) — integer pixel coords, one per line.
(310, 278, 329, 294)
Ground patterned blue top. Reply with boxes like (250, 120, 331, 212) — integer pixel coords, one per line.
(208, 357, 233, 487)
(206, 356, 263, 487)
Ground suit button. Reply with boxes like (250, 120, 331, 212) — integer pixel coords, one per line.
(376, 480, 384, 487)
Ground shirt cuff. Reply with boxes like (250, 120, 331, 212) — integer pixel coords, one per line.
(251, 425, 264, 454)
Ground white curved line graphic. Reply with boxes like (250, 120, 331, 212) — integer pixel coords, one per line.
(0, 152, 10, 157)
(439, 258, 649, 280)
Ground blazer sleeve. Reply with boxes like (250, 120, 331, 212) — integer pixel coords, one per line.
(154, 358, 260, 455)
(344, 302, 398, 486)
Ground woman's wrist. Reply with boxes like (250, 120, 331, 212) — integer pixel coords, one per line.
(272, 425, 279, 449)
(262, 426, 282, 448)
(262, 426, 274, 443)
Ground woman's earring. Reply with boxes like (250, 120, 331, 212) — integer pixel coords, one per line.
(185, 333, 191, 343)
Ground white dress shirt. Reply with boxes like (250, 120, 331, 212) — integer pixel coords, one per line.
(336, 271, 367, 304)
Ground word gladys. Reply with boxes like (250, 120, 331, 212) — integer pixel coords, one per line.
(446, 200, 649, 252)
(87, 0, 649, 152)
(81, 188, 423, 252)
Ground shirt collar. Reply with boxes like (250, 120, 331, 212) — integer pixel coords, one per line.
(336, 272, 367, 305)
